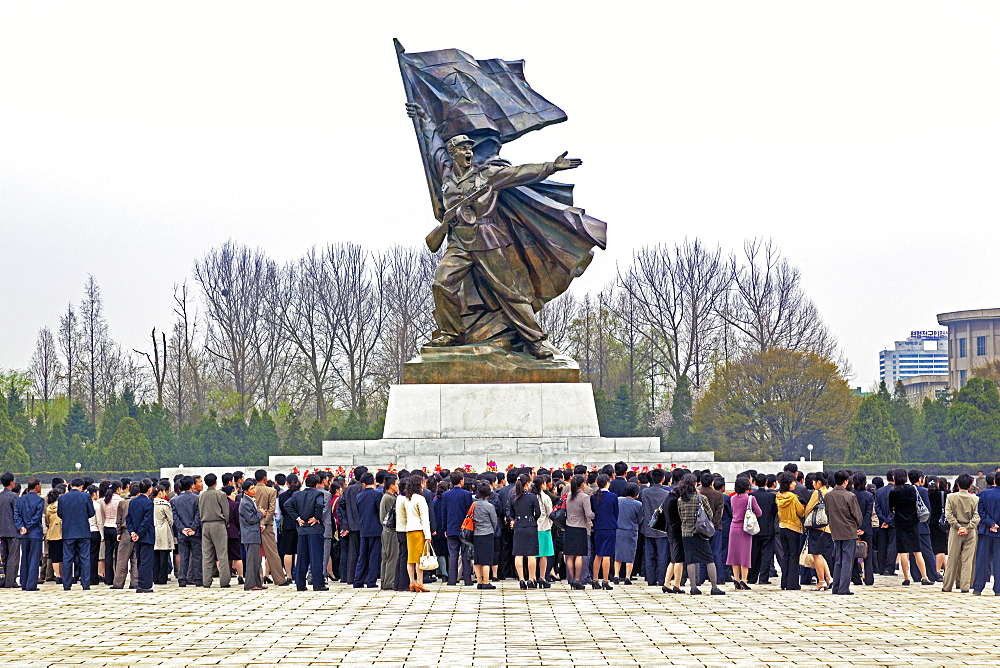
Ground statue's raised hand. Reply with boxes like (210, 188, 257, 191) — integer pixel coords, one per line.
(553, 151, 582, 171)
(405, 102, 429, 122)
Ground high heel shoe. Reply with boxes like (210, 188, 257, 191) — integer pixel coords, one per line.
(415, 583, 429, 592)
(519, 580, 528, 590)
(602, 581, 613, 590)
(536, 578, 550, 589)
(526, 579, 537, 589)
(408, 583, 418, 592)
(591, 581, 601, 590)
(742, 582, 752, 591)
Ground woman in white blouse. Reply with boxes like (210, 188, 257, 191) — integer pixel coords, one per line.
(396, 476, 432, 593)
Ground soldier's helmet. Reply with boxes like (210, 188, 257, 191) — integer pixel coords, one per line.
(445, 135, 475, 153)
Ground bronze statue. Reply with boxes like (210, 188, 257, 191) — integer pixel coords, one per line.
(396, 40, 607, 360)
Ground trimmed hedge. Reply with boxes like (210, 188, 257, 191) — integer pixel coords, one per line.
(828, 463, 999, 476)
(4, 471, 159, 485)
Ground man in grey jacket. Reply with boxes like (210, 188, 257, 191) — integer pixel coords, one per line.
(0, 473, 20, 588)
(239, 481, 266, 591)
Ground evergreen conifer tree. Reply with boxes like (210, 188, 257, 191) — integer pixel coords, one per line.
(105, 416, 155, 472)
(846, 394, 901, 464)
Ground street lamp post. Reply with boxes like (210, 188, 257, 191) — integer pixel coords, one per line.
(807, 444, 814, 462)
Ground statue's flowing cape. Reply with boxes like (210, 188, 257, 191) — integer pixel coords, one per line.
(397, 44, 607, 338)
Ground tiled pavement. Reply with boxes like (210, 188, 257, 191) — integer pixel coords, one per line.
(0, 574, 997, 666)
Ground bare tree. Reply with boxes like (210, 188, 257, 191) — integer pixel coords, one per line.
(79, 275, 109, 423)
(194, 242, 276, 414)
(723, 238, 838, 358)
(537, 291, 578, 354)
(326, 243, 387, 412)
(617, 240, 729, 391)
(135, 328, 167, 405)
(166, 282, 206, 429)
(378, 245, 438, 385)
(57, 303, 79, 405)
(30, 327, 62, 423)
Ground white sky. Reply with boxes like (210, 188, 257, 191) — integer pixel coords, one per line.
(2, 1, 999, 390)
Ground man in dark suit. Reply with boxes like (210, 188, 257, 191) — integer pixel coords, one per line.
(239, 481, 266, 590)
(825, 470, 863, 595)
(13, 478, 45, 590)
(874, 472, 897, 575)
(638, 469, 670, 587)
(972, 473, 1000, 596)
(338, 466, 366, 585)
(285, 473, 328, 591)
(442, 471, 475, 586)
(126, 480, 155, 593)
(353, 473, 382, 588)
(58, 478, 95, 590)
(170, 475, 202, 586)
(909, 470, 940, 582)
(748, 473, 778, 585)
(0, 473, 20, 588)
(609, 462, 629, 497)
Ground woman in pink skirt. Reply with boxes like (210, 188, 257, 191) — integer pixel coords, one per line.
(727, 477, 762, 591)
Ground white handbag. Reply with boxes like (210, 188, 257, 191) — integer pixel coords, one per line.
(419, 542, 438, 572)
(743, 494, 760, 536)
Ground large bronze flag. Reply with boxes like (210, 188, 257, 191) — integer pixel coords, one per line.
(395, 40, 606, 339)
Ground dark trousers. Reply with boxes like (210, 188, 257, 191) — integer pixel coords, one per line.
(0, 536, 21, 587)
(394, 532, 409, 591)
(498, 525, 514, 579)
(153, 549, 171, 585)
(340, 531, 360, 584)
(89, 531, 101, 584)
(853, 531, 874, 585)
(19, 537, 42, 590)
(296, 533, 325, 590)
(177, 534, 202, 585)
(831, 538, 856, 594)
(876, 525, 897, 574)
(135, 542, 153, 590)
(103, 527, 118, 583)
(354, 535, 381, 587)
(63, 537, 91, 589)
(972, 535, 1000, 594)
(643, 536, 669, 586)
(778, 528, 801, 590)
(911, 532, 939, 581)
(447, 535, 473, 585)
(712, 529, 729, 583)
(748, 533, 776, 583)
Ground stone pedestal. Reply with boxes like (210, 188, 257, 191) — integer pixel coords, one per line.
(403, 345, 580, 384)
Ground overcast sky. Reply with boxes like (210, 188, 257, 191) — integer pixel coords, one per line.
(2, 1, 999, 390)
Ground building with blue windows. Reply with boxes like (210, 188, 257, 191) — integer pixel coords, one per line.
(878, 330, 949, 387)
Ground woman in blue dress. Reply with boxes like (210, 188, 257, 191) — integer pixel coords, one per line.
(590, 474, 619, 590)
(613, 482, 643, 585)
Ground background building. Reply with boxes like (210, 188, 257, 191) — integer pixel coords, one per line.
(937, 308, 1000, 389)
(899, 374, 949, 405)
(879, 330, 949, 387)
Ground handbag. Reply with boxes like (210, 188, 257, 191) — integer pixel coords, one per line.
(460, 501, 476, 546)
(382, 501, 397, 529)
(649, 504, 667, 532)
(418, 541, 438, 572)
(549, 496, 567, 530)
(694, 497, 716, 539)
(915, 489, 930, 524)
(798, 537, 812, 567)
(804, 490, 828, 529)
(855, 539, 868, 560)
(937, 491, 950, 530)
(742, 495, 760, 536)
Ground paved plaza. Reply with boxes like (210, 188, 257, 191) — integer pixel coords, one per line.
(0, 574, 997, 666)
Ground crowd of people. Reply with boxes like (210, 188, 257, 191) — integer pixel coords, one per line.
(0, 462, 998, 596)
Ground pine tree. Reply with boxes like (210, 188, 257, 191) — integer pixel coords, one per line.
(97, 394, 129, 452)
(105, 416, 155, 471)
(246, 409, 280, 464)
(946, 378, 1000, 461)
(308, 419, 326, 455)
(138, 403, 176, 467)
(664, 374, 695, 451)
(0, 393, 29, 472)
(889, 381, 920, 459)
(192, 412, 223, 467)
(64, 402, 96, 443)
(846, 394, 901, 464)
(281, 413, 309, 455)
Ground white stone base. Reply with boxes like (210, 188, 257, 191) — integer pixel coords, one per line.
(383, 383, 602, 438)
